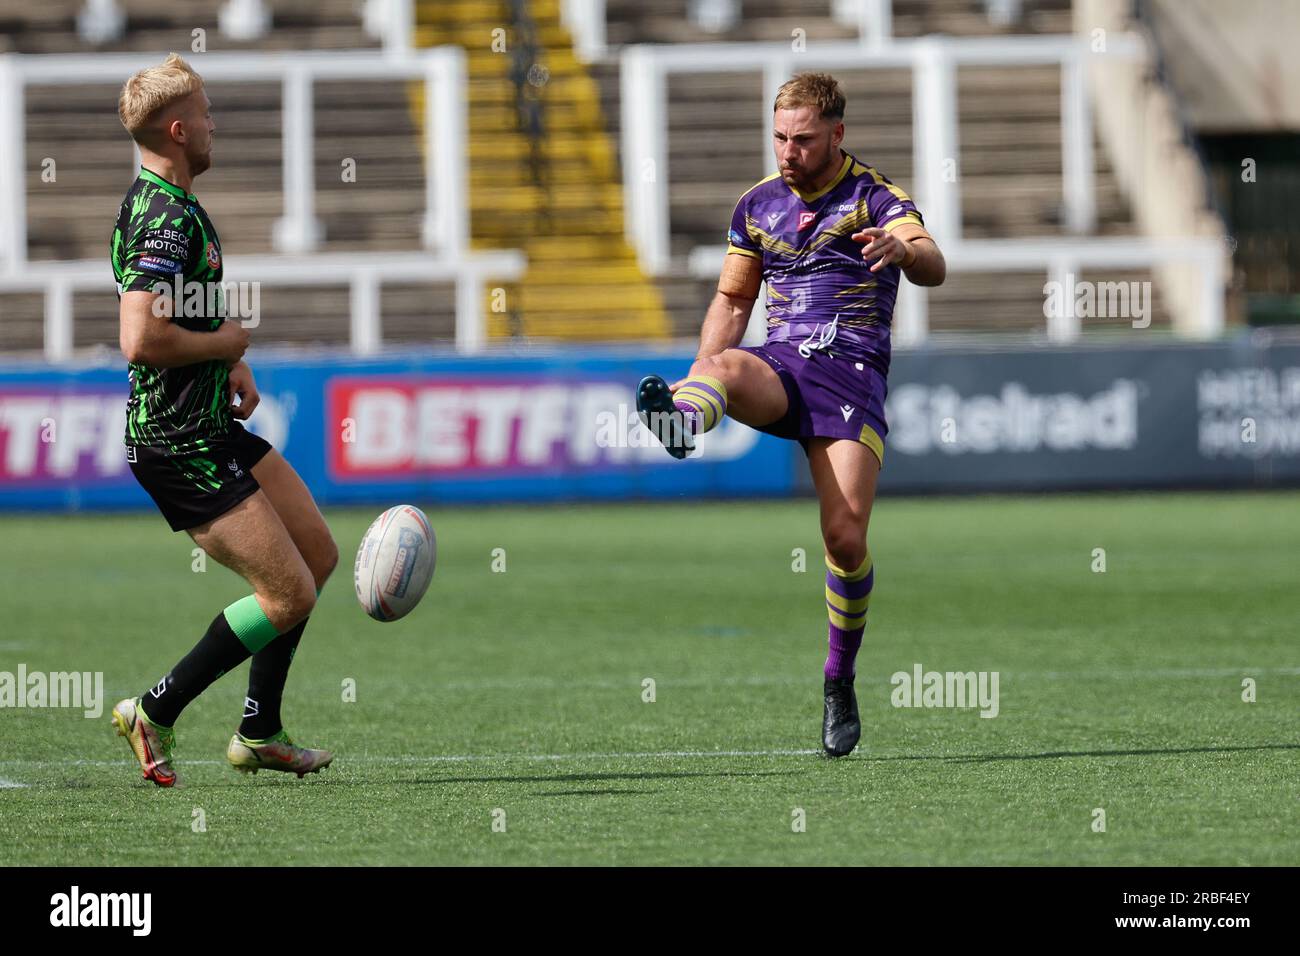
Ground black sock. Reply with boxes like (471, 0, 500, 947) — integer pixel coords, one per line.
(238, 617, 308, 739)
(143, 611, 253, 728)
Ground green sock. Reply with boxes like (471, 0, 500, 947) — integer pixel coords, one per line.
(223, 594, 281, 654)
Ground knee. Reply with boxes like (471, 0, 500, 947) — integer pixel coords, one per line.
(273, 574, 318, 630)
(688, 353, 729, 382)
(823, 523, 868, 574)
(312, 534, 339, 591)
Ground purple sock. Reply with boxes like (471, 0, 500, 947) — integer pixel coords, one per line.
(672, 375, 728, 435)
(824, 555, 873, 681)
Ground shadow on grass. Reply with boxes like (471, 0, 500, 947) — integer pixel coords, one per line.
(428, 769, 802, 786)
(531, 788, 653, 797)
(864, 743, 1300, 763)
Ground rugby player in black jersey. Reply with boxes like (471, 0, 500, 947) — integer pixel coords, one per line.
(109, 54, 336, 785)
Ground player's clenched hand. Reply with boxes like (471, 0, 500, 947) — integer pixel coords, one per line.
(851, 227, 913, 273)
(212, 319, 250, 365)
(227, 360, 260, 420)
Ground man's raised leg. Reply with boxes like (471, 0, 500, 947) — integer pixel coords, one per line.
(637, 348, 788, 457)
(807, 437, 881, 757)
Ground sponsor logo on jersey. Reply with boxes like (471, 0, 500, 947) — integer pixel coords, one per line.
(797, 211, 817, 230)
(766, 211, 785, 228)
(206, 242, 221, 270)
(887, 204, 903, 217)
(136, 256, 180, 274)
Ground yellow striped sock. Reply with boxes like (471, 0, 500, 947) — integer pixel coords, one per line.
(673, 375, 728, 434)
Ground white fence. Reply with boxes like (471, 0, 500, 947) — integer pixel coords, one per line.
(0, 47, 525, 356)
(5, 252, 526, 363)
(690, 236, 1226, 345)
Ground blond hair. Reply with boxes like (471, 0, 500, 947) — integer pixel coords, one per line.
(773, 72, 845, 122)
(118, 53, 204, 143)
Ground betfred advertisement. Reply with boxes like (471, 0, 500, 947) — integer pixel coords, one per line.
(0, 352, 794, 510)
(325, 375, 763, 478)
(0, 389, 130, 485)
(309, 357, 790, 502)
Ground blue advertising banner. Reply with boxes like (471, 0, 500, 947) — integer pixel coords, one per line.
(0, 349, 794, 511)
(3, 338, 1299, 512)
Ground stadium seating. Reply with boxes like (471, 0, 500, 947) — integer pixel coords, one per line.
(1, 0, 1186, 355)
(592, 0, 1169, 335)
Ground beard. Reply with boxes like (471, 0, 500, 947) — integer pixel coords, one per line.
(782, 145, 837, 192)
(188, 143, 212, 177)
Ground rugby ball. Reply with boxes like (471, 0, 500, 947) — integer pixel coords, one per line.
(354, 505, 436, 622)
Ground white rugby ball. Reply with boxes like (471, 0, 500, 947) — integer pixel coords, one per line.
(354, 504, 436, 622)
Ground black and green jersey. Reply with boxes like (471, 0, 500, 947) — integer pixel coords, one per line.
(111, 167, 231, 454)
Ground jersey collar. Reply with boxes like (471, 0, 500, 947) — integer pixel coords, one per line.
(138, 167, 195, 202)
(787, 151, 853, 204)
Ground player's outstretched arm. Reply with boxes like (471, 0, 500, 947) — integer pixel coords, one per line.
(851, 224, 947, 287)
(119, 291, 250, 368)
(695, 253, 762, 360)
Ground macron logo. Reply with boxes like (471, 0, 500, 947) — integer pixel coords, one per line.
(50, 886, 152, 936)
(840, 404, 855, 421)
(766, 212, 785, 229)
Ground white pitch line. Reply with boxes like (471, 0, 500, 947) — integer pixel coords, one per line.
(0, 749, 821, 769)
(0, 778, 29, 788)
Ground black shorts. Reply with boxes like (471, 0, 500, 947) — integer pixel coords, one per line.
(128, 422, 274, 532)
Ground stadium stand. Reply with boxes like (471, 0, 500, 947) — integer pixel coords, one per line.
(413, 0, 669, 340)
(592, 0, 1170, 336)
(3, 0, 1228, 354)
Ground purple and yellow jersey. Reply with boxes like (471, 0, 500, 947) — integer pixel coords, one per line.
(726, 151, 923, 374)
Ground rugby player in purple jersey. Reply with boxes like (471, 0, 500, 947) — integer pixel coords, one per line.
(638, 72, 946, 757)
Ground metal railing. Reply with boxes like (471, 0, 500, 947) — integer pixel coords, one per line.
(626, 32, 1227, 341)
(7, 252, 526, 363)
(621, 34, 1147, 276)
(690, 236, 1227, 343)
(0, 47, 526, 357)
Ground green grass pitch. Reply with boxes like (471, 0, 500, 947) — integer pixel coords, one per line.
(0, 492, 1296, 865)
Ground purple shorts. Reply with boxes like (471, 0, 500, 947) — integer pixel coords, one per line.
(737, 342, 888, 465)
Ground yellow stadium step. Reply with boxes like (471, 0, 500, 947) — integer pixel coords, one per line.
(467, 74, 594, 105)
(517, 261, 645, 284)
(470, 213, 624, 238)
(469, 136, 615, 170)
(513, 284, 663, 311)
(414, 24, 571, 48)
(497, 313, 669, 340)
(469, 102, 601, 133)
(468, 184, 623, 213)
(469, 159, 598, 187)
(414, 0, 668, 342)
(518, 235, 634, 261)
